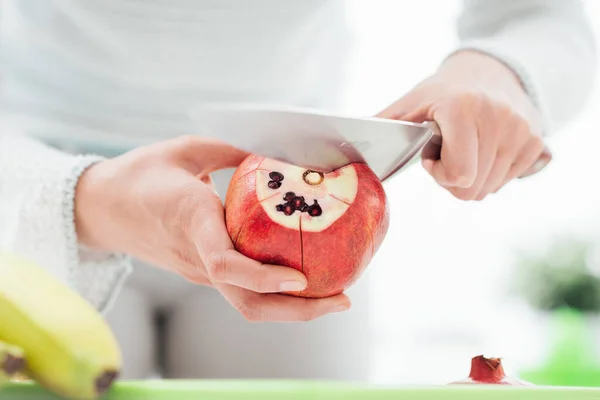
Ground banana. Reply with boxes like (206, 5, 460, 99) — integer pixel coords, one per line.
(0, 251, 122, 400)
(0, 340, 26, 387)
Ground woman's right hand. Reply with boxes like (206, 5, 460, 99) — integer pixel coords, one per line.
(74, 135, 351, 322)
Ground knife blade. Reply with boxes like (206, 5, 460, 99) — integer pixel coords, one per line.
(188, 103, 436, 182)
(187, 102, 551, 182)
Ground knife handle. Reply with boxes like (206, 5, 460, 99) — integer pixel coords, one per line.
(421, 121, 552, 179)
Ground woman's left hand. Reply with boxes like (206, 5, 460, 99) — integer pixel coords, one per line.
(377, 50, 547, 201)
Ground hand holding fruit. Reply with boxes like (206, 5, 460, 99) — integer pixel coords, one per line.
(75, 135, 351, 322)
(377, 50, 549, 201)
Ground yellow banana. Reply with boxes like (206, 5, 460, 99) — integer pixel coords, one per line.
(0, 340, 26, 387)
(0, 251, 122, 400)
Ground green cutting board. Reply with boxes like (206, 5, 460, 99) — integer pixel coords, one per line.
(2, 380, 600, 400)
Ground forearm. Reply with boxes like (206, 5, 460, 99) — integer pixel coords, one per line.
(0, 132, 131, 313)
(454, 0, 597, 134)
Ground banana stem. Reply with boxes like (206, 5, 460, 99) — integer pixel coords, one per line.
(0, 340, 26, 386)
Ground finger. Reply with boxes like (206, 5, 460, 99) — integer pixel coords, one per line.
(192, 205, 308, 293)
(492, 136, 544, 193)
(206, 249, 309, 293)
(424, 105, 479, 188)
(217, 283, 352, 322)
(171, 135, 250, 173)
(446, 125, 498, 201)
(197, 173, 220, 196)
(477, 128, 529, 200)
(472, 151, 510, 200)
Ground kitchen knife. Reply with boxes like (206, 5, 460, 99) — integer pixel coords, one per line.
(188, 103, 551, 182)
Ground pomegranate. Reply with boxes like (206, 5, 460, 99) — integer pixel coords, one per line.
(224, 155, 390, 298)
(449, 355, 533, 386)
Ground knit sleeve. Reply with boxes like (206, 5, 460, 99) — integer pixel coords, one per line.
(0, 132, 131, 313)
(454, 0, 597, 135)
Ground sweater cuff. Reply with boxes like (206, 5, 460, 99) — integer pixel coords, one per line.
(64, 155, 132, 314)
(1, 133, 132, 315)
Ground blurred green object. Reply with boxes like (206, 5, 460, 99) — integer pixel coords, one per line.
(520, 307, 600, 387)
(513, 238, 600, 312)
(512, 237, 600, 387)
(3, 380, 600, 400)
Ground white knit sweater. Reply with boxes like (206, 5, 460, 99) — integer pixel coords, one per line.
(0, 0, 596, 313)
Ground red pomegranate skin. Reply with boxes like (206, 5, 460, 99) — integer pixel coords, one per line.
(449, 355, 533, 386)
(224, 154, 390, 298)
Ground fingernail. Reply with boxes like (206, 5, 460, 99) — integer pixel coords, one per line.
(279, 281, 306, 292)
(455, 178, 473, 188)
(532, 159, 547, 173)
(332, 304, 350, 313)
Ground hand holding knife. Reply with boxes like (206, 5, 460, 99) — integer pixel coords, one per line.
(188, 102, 551, 185)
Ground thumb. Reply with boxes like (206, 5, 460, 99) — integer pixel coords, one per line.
(171, 135, 250, 173)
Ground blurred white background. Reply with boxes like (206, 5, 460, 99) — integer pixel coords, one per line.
(1, 0, 596, 386)
(340, 0, 600, 385)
